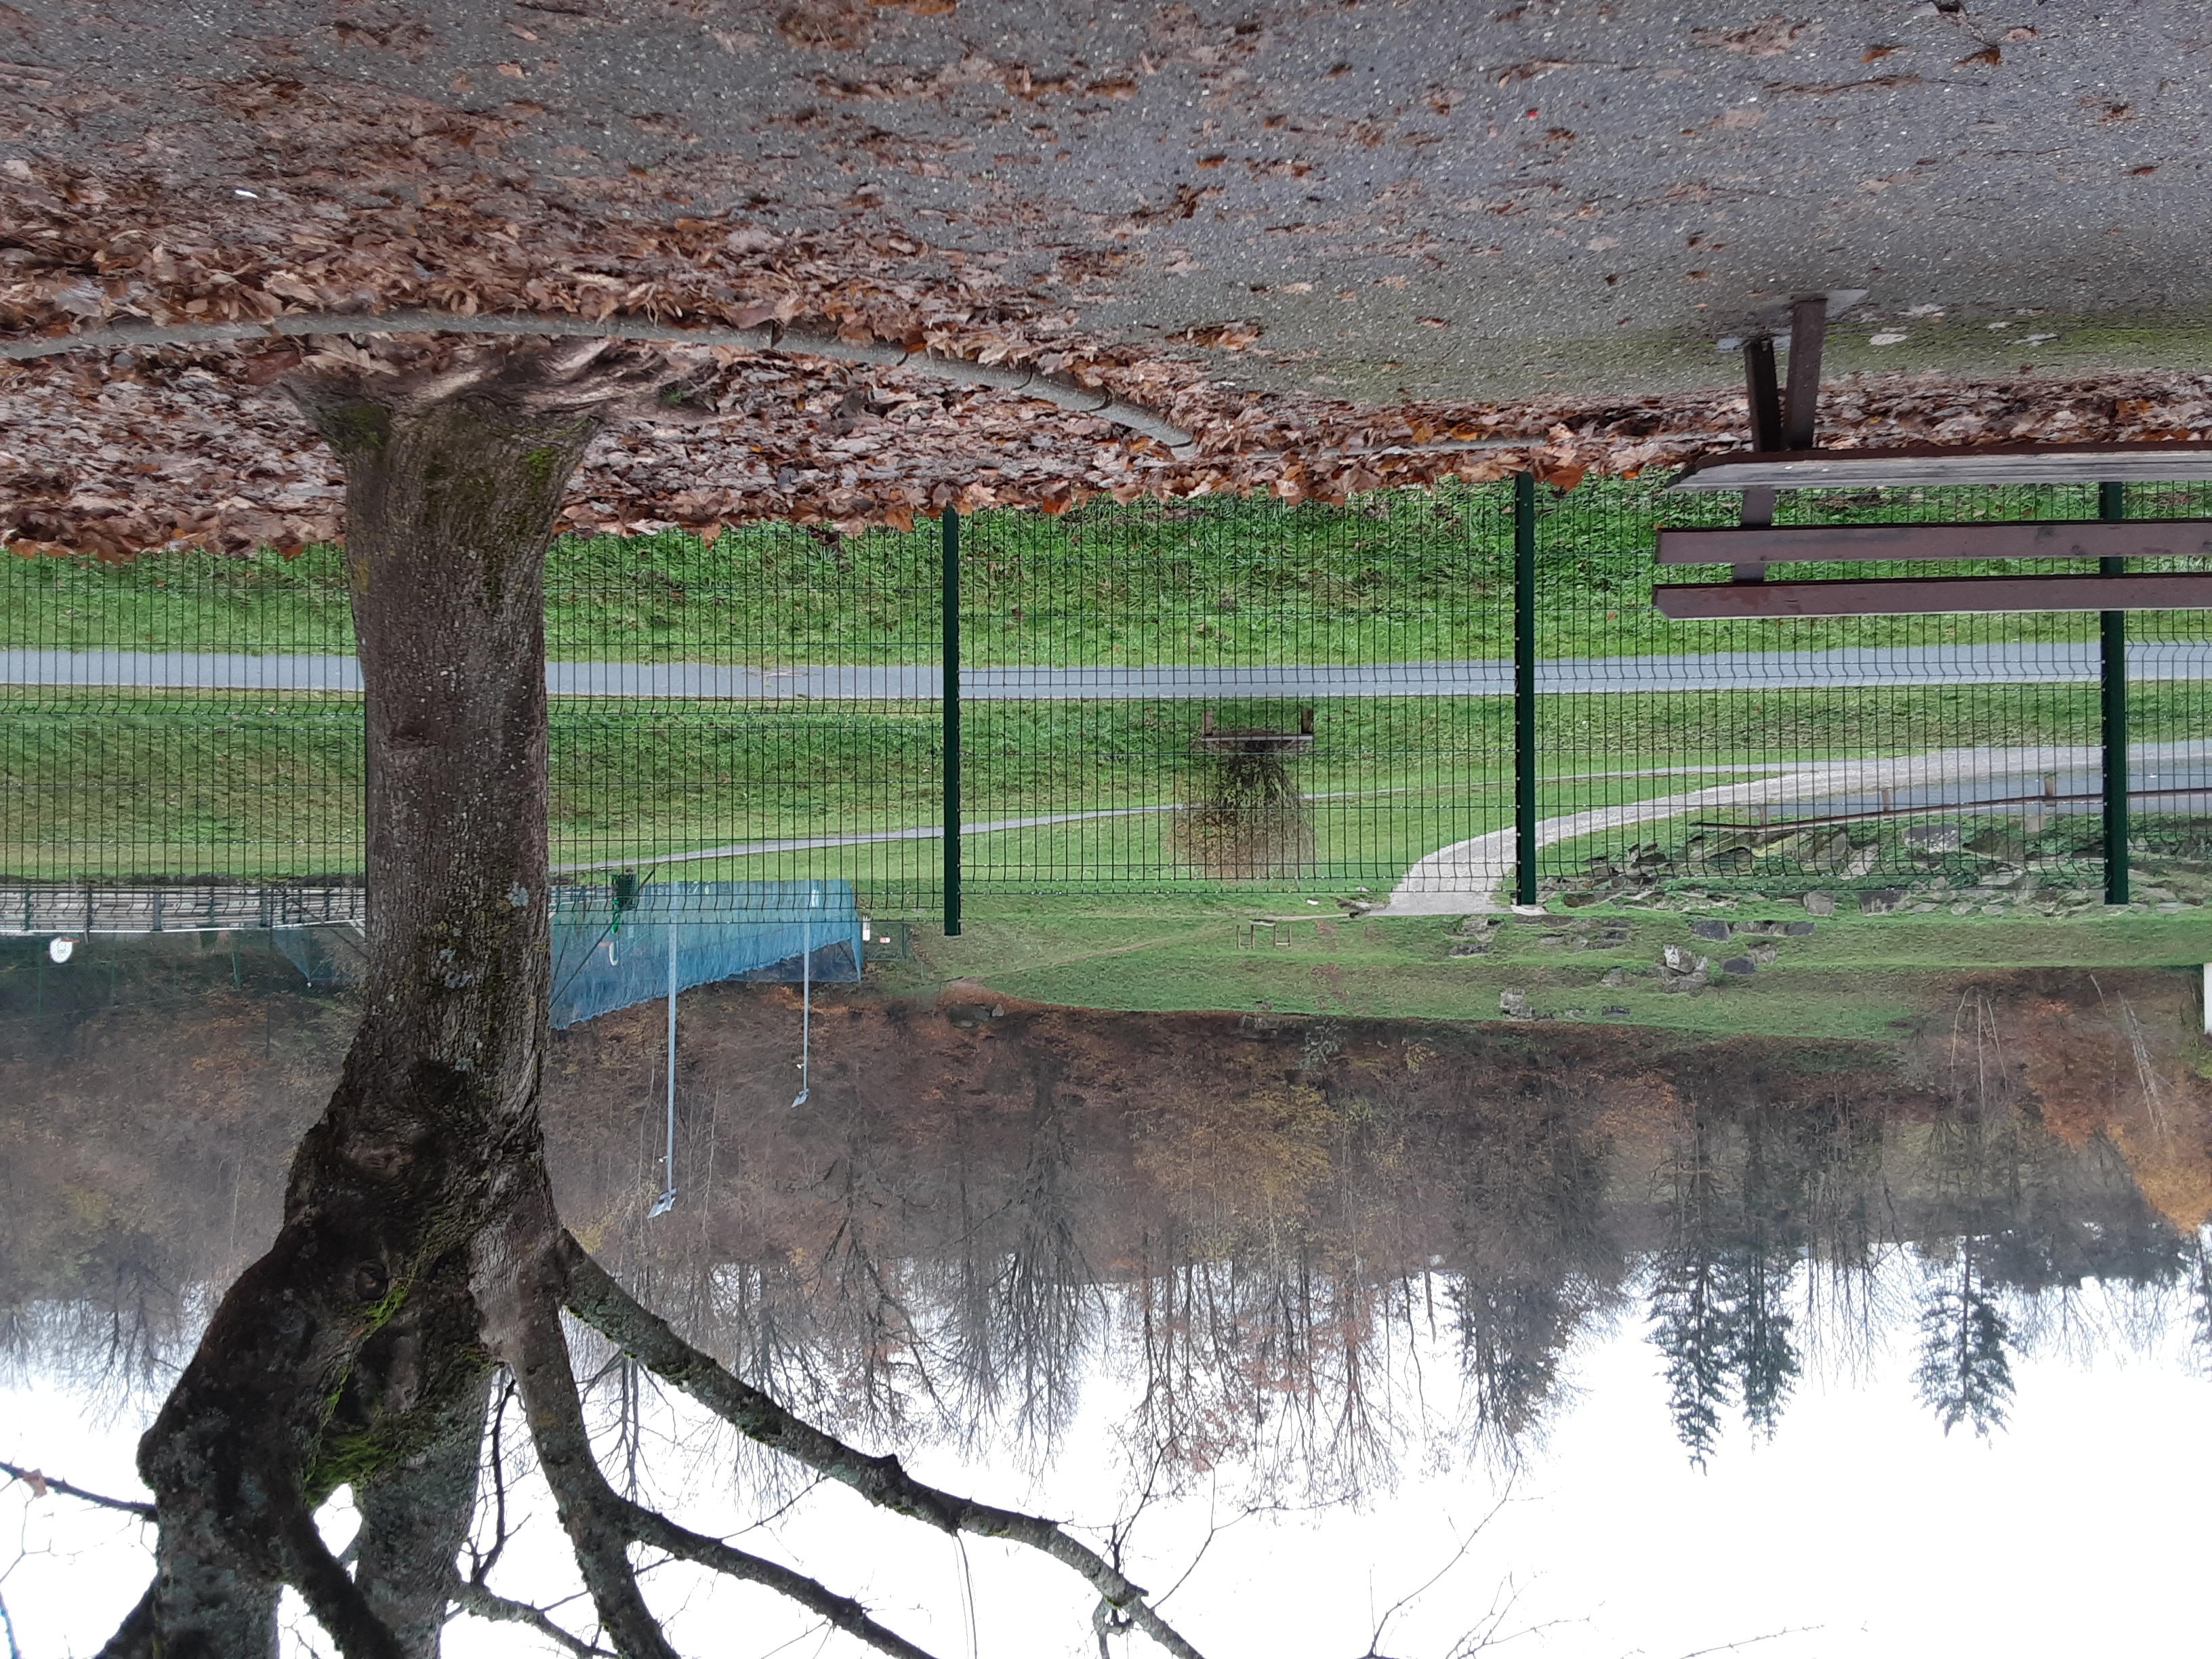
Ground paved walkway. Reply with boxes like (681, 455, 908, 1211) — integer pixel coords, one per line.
(1380, 741, 2212, 914)
(18, 745, 2207, 922)
(3, 642, 2207, 699)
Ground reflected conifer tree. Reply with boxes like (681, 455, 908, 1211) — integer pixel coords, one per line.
(1447, 1102, 1616, 1465)
(1911, 998, 2024, 1439)
(1912, 1239, 2016, 1438)
(1725, 1107, 1803, 1440)
(1649, 1108, 1734, 1468)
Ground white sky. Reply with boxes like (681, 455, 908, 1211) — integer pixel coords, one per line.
(5, 1273, 2208, 1659)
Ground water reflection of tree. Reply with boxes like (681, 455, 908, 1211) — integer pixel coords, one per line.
(939, 1061, 1101, 1460)
(1444, 1082, 1617, 1467)
(1125, 1077, 1313, 1496)
(1648, 1107, 1735, 1468)
(1647, 1099, 1820, 1467)
(1728, 1107, 1805, 1439)
(1912, 1237, 2015, 1439)
(1910, 1021, 2026, 1440)
(9, 976, 2211, 1511)
(1905, 993, 2191, 1438)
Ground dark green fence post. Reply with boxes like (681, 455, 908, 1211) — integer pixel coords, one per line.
(2099, 480, 2128, 905)
(1514, 472, 1538, 906)
(941, 506, 962, 936)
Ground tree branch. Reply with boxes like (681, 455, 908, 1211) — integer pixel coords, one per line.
(479, 1200, 680, 1659)
(448, 1581, 614, 1659)
(622, 1502, 948, 1659)
(561, 1241, 1208, 1659)
(495, 1240, 946, 1659)
(0, 1459, 155, 1521)
(276, 1508, 408, 1659)
(0, 309, 1202, 455)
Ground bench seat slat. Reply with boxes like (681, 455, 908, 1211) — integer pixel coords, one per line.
(1657, 520, 2212, 565)
(1654, 571, 2212, 618)
(1666, 440, 2212, 490)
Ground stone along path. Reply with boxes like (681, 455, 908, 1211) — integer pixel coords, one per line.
(1379, 741, 2212, 915)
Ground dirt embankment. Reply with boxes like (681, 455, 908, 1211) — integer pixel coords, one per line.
(4, 937, 2203, 1317)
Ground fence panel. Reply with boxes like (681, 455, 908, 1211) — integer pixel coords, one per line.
(0, 543, 363, 887)
(537, 519, 944, 912)
(1528, 476, 2157, 901)
(956, 490, 1514, 899)
(5, 472, 2208, 921)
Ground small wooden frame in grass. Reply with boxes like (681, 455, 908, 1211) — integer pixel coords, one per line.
(1170, 706, 1318, 880)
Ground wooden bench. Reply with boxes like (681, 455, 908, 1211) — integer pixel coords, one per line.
(1660, 302, 2197, 906)
(1653, 445, 2212, 618)
(1652, 515, 2212, 617)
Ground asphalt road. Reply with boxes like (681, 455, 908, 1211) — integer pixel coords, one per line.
(22, 1, 2212, 401)
(7, 643, 2207, 699)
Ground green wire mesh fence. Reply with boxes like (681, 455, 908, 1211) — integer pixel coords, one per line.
(3, 474, 2207, 922)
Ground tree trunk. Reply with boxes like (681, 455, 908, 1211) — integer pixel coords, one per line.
(108, 346, 1211, 1659)
(134, 365, 605, 1657)
(354, 1370, 494, 1659)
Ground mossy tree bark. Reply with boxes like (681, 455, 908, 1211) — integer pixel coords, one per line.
(131, 352, 609, 1659)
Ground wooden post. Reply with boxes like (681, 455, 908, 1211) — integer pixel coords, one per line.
(1743, 336, 1784, 455)
(941, 507, 963, 937)
(1514, 472, 1539, 906)
(1740, 335, 1782, 539)
(1782, 294, 1828, 451)
(2100, 480, 2129, 904)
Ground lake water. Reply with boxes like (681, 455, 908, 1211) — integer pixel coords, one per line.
(3, 934, 2207, 1658)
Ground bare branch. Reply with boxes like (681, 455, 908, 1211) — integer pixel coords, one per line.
(275, 1507, 408, 1659)
(448, 1581, 615, 1659)
(1671, 1629, 1821, 1659)
(623, 1504, 949, 1659)
(1364, 1492, 1513, 1659)
(562, 1242, 1209, 1659)
(487, 1217, 947, 1659)
(0, 1459, 155, 1521)
(466, 1370, 523, 1589)
(479, 1203, 681, 1659)
(0, 309, 1202, 454)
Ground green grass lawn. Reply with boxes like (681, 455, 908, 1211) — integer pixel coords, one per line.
(11, 477, 2211, 664)
(7, 679, 2192, 892)
(880, 892, 2212, 1041)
